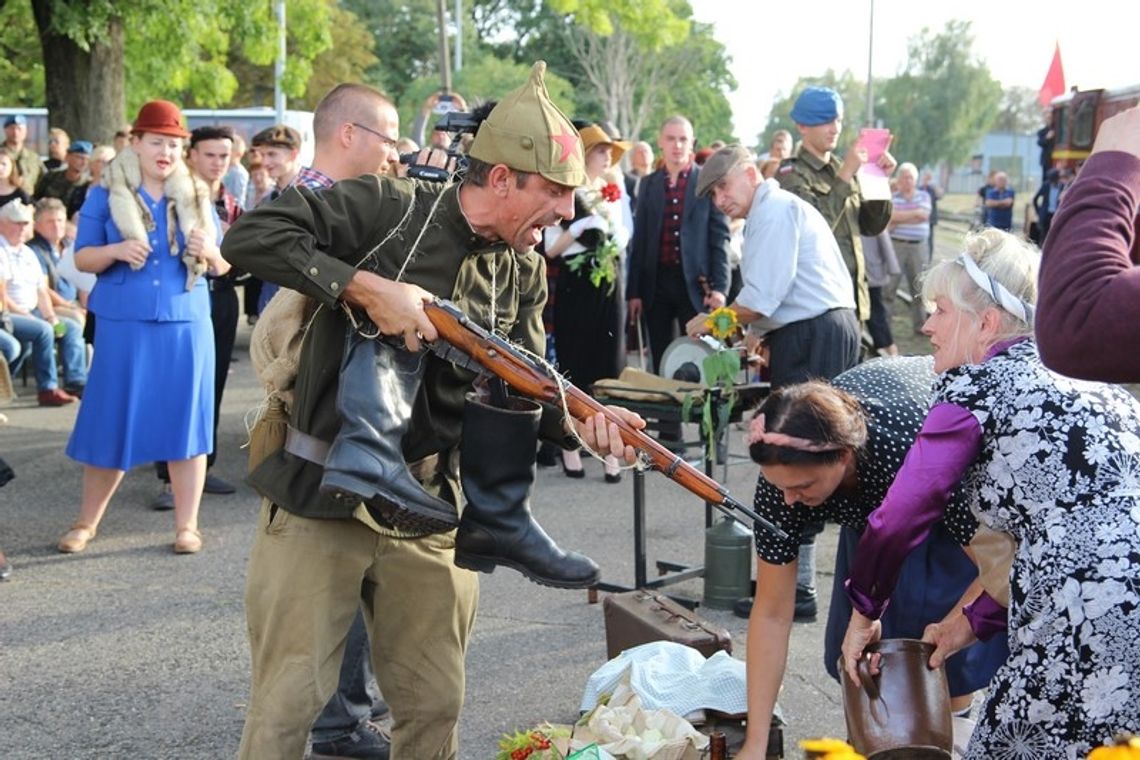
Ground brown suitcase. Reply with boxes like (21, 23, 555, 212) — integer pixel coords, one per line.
(603, 590, 732, 659)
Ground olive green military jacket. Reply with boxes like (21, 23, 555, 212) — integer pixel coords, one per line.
(776, 148, 892, 322)
(222, 176, 549, 519)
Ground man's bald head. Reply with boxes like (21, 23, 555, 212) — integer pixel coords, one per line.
(311, 83, 400, 179)
(313, 84, 396, 144)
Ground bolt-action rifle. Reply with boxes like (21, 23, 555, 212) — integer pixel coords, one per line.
(422, 298, 789, 541)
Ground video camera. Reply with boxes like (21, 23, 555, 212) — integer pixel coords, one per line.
(399, 110, 482, 182)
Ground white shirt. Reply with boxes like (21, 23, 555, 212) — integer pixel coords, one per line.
(58, 242, 97, 294)
(1, 241, 47, 312)
(735, 179, 856, 327)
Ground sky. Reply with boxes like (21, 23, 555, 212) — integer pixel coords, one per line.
(687, 0, 1136, 143)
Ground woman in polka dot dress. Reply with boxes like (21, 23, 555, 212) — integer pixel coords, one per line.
(734, 355, 1008, 760)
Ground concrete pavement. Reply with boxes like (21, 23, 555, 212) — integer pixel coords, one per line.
(0, 323, 846, 759)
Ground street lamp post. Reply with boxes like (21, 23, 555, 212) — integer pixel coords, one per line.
(274, 0, 286, 123)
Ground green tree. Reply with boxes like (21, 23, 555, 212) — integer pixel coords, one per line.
(994, 85, 1043, 134)
(0, 1, 44, 106)
(13, 0, 332, 142)
(339, 0, 440, 105)
(759, 70, 869, 154)
(876, 20, 1001, 169)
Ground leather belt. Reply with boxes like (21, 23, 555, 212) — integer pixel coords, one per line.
(285, 425, 330, 465)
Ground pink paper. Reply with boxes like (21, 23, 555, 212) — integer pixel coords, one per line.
(856, 128, 892, 177)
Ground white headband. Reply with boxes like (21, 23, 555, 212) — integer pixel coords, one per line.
(957, 254, 1035, 327)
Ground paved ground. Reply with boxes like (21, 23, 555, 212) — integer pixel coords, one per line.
(0, 316, 853, 759)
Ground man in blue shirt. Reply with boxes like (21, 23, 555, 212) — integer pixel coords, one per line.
(983, 171, 1015, 231)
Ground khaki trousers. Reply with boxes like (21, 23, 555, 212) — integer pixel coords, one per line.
(238, 500, 479, 760)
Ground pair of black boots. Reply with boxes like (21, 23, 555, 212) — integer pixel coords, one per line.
(320, 333, 598, 589)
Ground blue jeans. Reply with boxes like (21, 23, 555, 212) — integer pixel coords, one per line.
(31, 309, 87, 388)
(0, 328, 20, 365)
(309, 607, 387, 743)
(9, 314, 59, 390)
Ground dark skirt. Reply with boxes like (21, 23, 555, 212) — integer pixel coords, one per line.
(67, 317, 215, 470)
(552, 262, 624, 391)
(824, 524, 1010, 697)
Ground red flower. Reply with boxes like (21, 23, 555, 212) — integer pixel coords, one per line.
(600, 182, 621, 202)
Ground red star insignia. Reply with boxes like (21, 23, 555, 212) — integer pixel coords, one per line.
(551, 128, 579, 164)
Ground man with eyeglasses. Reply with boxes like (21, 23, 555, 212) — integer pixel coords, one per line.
(281, 82, 401, 760)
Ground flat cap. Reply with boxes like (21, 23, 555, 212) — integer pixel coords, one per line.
(695, 144, 753, 198)
(0, 200, 34, 223)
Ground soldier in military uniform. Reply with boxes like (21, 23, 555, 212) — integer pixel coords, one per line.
(776, 86, 896, 325)
(774, 86, 896, 624)
(222, 63, 638, 759)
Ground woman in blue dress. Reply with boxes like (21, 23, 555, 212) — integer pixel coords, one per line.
(57, 100, 228, 555)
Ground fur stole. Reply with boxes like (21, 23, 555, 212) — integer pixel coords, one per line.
(102, 147, 217, 291)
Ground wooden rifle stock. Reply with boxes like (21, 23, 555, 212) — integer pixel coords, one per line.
(424, 300, 788, 540)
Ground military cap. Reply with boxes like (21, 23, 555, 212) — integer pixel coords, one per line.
(68, 140, 93, 156)
(251, 124, 301, 151)
(695, 144, 754, 198)
(469, 61, 586, 188)
(4, 114, 26, 128)
(790, 86, 844, 126)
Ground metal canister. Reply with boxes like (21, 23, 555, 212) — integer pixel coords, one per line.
(702, 516, 752, 609)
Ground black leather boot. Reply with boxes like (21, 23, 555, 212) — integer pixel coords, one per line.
(455, 394, 600, 588)
(321, 331, 458, 534)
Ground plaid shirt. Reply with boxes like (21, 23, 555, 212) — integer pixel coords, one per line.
(293, 166, 335, 191)
(658, 166, 690, 267)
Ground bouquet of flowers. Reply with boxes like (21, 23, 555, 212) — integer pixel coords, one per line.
(496, 723, 572, 760)
(565, 181, 623, 294)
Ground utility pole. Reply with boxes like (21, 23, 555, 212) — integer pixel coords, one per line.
(865, 0, 874, 126)
(274, 0, 286, 122)
(436, 0, 452, 93)
(454, 0, 463, 72)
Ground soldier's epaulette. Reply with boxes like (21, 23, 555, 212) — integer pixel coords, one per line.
(777, 163, 795, 176)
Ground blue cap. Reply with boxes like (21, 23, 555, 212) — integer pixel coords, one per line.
(4, 114, 27, 128)
(68, 140, 93, 155)
(790, 87, 843, 126)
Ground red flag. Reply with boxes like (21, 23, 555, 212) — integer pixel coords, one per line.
(1038, 42, 1066, 108)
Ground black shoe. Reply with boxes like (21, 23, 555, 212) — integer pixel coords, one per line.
(794, 585, 818, 623)
(604, 472, 622, 484)
(310, 721, 390, 760)
(150, 483, 175, 511)
(732, 596, 752, 619)
(561, 461, 585, 479)
(203, 473, 236, 495)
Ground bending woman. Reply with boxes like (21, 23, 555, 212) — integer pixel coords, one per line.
(58, 100, 227, 555)
(734, 356, 1008, 759)
(842, 229, 1140, 758)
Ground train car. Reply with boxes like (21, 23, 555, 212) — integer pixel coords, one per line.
(1049, 84, 1140, 170)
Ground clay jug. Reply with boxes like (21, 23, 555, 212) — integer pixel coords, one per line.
(838, 638, 953, 759)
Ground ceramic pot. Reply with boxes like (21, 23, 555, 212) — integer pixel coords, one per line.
(839, 638, 953, 759)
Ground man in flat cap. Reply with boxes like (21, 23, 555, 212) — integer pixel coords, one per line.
(686, 145, 859, 385)
(223, 62, 636, 759)
(776, 86, 895, 326)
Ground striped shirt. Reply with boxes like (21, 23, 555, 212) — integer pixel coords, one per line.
(890, 188, 931, 242)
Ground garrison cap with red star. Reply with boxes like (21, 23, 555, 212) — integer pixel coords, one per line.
(468, 61, 587, 188)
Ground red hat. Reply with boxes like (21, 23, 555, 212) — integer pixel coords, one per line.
(131, 100, 189, 139)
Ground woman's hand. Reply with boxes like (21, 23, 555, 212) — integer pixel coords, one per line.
(922, 613, 978, 669)
(113, 239, 151, 268)
(187, 228, 230, 276)
(841, 610, 883, 683)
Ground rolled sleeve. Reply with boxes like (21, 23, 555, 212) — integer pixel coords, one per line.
(963, 591, 1008, 641)
(845, 402, 983, 619)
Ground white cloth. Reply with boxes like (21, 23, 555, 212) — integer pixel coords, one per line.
(57, 243, 97, 294)
(579, 641, 747, 717)
(1, 241, 47, 311)
(735, 178, 855, 325)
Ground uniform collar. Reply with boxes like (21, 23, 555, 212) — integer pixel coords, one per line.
(441, 182, 498, 251)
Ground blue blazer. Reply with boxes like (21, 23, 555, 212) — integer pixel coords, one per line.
(626, 164, 731, 312)
(76, 185, 212, 322)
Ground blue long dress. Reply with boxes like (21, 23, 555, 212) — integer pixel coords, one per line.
(66, 185, 215, 470)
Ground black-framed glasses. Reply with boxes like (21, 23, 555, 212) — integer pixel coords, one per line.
(352, 122, 398, 148)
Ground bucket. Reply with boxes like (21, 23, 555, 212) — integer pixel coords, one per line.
(839, 638, 953, 759)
